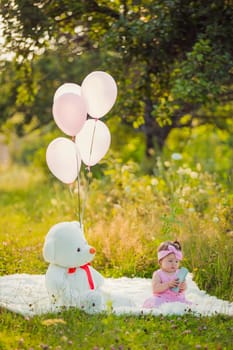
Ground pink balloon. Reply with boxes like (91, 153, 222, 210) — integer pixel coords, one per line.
(53, 83, 81, 101)
(75, 119, 111, 166)
(52, 93, 87, 136)
(46, 137, 81, 184)
(81, 71, 117, 118)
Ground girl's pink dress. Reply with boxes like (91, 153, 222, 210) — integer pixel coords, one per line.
(143, 269, 190, 308)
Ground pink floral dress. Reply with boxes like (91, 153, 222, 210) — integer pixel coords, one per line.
(143, 269, 191, 308)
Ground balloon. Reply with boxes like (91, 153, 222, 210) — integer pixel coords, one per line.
(46, 137, 81, 184)
(53, 83, 81, 101)
(81, 71, 117, 118)
(75, 119, 111, 166)
(52, 93, 87, 136)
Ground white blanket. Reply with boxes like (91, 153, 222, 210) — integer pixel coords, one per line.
(0, 273, 232, 317)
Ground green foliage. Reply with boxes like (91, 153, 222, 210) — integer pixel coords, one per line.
(0, 309, 232, 350)
(171, 38, 233, 103)
(165, 124, 233, 185)
(1, 0, 233, 153)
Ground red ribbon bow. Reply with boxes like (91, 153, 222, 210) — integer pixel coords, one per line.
(67, 263, 95, 290)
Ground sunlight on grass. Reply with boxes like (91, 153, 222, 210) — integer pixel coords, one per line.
(0, 165, 44, 191)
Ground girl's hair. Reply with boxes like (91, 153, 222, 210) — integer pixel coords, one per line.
(157, 240, 182, 252)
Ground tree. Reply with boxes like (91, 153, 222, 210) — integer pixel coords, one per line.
(1, 0, 233, 154)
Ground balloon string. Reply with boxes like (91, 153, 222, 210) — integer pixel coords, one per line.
(80, 167, 92, 224)
(73, 119, 98, 225)
(80, 120, 97, 223)
(69, 136, 82, 225)
(76, 175, 82, 226)
(69, 181, 82, 225)
(88, 119, 98, 166)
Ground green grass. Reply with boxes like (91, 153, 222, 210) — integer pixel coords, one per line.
(1, 308, 233, 350)
(0, 165, 233, 349)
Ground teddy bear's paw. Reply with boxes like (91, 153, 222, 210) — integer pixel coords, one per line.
(80, 290, 104, 314)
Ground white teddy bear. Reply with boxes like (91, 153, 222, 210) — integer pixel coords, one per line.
(43, 221, 105, 313)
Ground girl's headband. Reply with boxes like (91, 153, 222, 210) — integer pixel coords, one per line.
(157, 245, 183, 261)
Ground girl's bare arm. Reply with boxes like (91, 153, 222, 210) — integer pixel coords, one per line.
(152, 271, 179, 294)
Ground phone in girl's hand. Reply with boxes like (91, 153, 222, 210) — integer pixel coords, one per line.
(171, 267, 189, 293)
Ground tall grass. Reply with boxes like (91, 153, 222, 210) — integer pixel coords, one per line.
(84, 159, 233, 301)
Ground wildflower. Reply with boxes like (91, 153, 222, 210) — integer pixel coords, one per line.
(164, 161, 170, 167)
(151, 178, 158, 186)
(213, 216, 219, 223)
(51, 198, 58, 206)
(124, 186, 130, 193)
(188, 208, 195, 212)
(61, 336, 68, 342)
(171, 153, 182, 160)
(182, 186, 191, 195)
(177, 166, 190, 175)
(190, 171, 198, 179)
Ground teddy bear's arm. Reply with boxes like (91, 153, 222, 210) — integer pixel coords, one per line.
(45, 265, 66, 291)
(46, 265, 82, 306)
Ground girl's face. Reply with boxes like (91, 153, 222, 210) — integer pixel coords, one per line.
(159, 253, 179, 273)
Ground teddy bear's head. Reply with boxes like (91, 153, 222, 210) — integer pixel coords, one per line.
(43, 221, 96, 268)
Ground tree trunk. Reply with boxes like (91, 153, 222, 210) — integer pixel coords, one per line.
(143, 98, 172, 156)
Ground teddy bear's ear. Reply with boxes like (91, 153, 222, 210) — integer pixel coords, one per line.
(43, 238, 55, 263)
(72, 221, 86, 237)
(72, 221, 82, 230)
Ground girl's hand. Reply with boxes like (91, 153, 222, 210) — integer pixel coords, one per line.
(179, 281, 187, 292)
(168, 278, 179, 289)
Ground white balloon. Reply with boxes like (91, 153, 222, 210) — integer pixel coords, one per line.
(53, 83, 81, 101)
(81, 71, 117, 118)
(75, 119, 111, 166)
(52, 93, 87, 136)
(46, 137, 81, 184)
